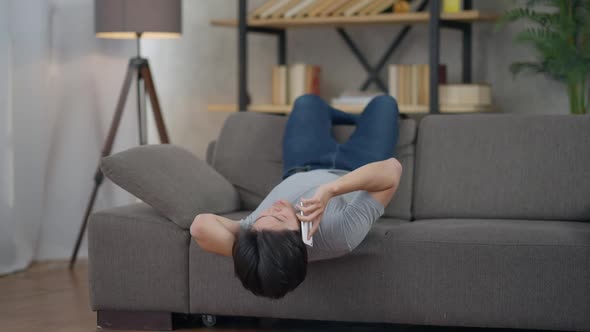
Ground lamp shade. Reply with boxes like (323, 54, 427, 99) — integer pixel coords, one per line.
(95, 0, 181, 39)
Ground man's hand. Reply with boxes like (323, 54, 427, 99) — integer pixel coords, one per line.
(296, 184, 335, 240)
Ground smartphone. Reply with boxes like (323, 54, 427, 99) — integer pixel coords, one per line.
(300, 202, 313, 247)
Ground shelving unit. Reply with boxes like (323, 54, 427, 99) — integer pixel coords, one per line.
(211, 10, 497, 28)
(207, 103, 495, 114)
(210, 0, 499, 115)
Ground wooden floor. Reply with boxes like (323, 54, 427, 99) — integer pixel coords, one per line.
(0, 261, 542, 332)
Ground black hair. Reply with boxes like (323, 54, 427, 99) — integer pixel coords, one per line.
(232, 228, 308, 299)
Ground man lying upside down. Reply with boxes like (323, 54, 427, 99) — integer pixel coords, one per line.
(190, 94, 403, 299)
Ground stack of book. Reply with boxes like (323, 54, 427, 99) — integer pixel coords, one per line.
(272, 63, 321, 105)
(388, 64, 447, 106)
(439, 84, 492, 107)
(331, 90, 384, 107)
(250, 0, 413, 19)
(389, 64, 492, 108)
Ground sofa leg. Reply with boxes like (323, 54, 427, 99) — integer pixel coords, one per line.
(97, 310, 174, 330)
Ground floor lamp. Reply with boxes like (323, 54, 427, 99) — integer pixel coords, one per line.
(70, 0, 182, 269)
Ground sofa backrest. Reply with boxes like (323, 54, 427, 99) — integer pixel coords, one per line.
(413, 113, 590, 221)
(212, 112, 417, 220)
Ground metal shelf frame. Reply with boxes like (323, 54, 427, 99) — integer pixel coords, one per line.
(236, 0, 474, 114)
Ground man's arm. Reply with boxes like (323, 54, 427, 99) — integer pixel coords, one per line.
(297, 158, 402, 239)
(325, 157, 402, 206)
(190, 214, 241, 257)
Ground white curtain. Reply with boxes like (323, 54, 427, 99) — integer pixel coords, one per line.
(0, 1, 51, 275)
(0, 0, 137, 275)
(0, 0, 15, 274)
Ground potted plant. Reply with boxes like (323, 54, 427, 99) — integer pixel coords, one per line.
(501, 0, 590, 114)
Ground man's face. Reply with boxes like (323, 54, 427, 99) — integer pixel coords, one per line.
(252, 199, 300, 232)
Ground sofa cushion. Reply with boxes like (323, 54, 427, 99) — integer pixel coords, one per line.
(101, 144, 240, 229)
(88, 203, 190, 313)
(212, 113, 285, 210)
(188, 218, 590, 330)
(331, 122, 416, 220)
(395, 218, 590, 246)
(414, 114, 590, 221)
(212, 112, 416, 220)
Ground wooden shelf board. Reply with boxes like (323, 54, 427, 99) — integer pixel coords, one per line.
(211, 10, 498, 29)
(207, 103, 496, 114)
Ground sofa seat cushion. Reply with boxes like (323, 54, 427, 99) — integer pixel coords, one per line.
(188, 219, 589, 331)
(88, 203, 190, 313)
(189, 218, 410, 316)
(395, 218, 590, 246)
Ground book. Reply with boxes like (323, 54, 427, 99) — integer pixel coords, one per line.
(289, 64, 305, 104)
(285, 0, 316, 18)
(294, 0, 321, 17)
(318, 0, 352, 16)
(272, 65, 288, 105)
(389, 64, 447, 106)
(306, 65, 321, 95)
(260, 0, 291, 18)
(389, 64, 486, 107)
(271, 0, 302, 18)
(292, 0, 321, 17)
(439, 65, 447, 83)
(406, 65, 413, 104)
(272, 66, 279, 104)
(359, 0, 384, 15)
(287, 63, 321, 104)
(410, 64, 419, 105)
(310, 0, 339, 17)
(398, 64, 406, 104)
(439, 84, 492, 105)
(443, 0, 463, 13)
(388, 65, 398, 101)
(250, 0, 279, 18)
(305, 65, 313, 95)
(401, 65, 408, 104)
(335, 0, 363, 15)
(419, 64, 428, 105)
(369, 0, 395, 15)
(396, 65, 404, 104)
(344, 0, 375, 16)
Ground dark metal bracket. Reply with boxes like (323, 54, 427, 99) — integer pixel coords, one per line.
(440, 0, 472, 83)
(336, 28, 388, 92)
(238, 0, 287, 111)
(337, 0, 429, 93)
(429, 0, 473, 113)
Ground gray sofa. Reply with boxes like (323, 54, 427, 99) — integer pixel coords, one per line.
(88, 112, 590, 331)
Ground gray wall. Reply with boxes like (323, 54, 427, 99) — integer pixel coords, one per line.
(1, 0, 571, 262)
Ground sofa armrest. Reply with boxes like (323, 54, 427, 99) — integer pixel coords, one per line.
(100, 144, 240, 229)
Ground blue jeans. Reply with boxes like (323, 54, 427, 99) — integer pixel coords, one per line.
(282, 94, 400, 180)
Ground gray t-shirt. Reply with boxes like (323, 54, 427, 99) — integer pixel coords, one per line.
(239, 169, 385, 262)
